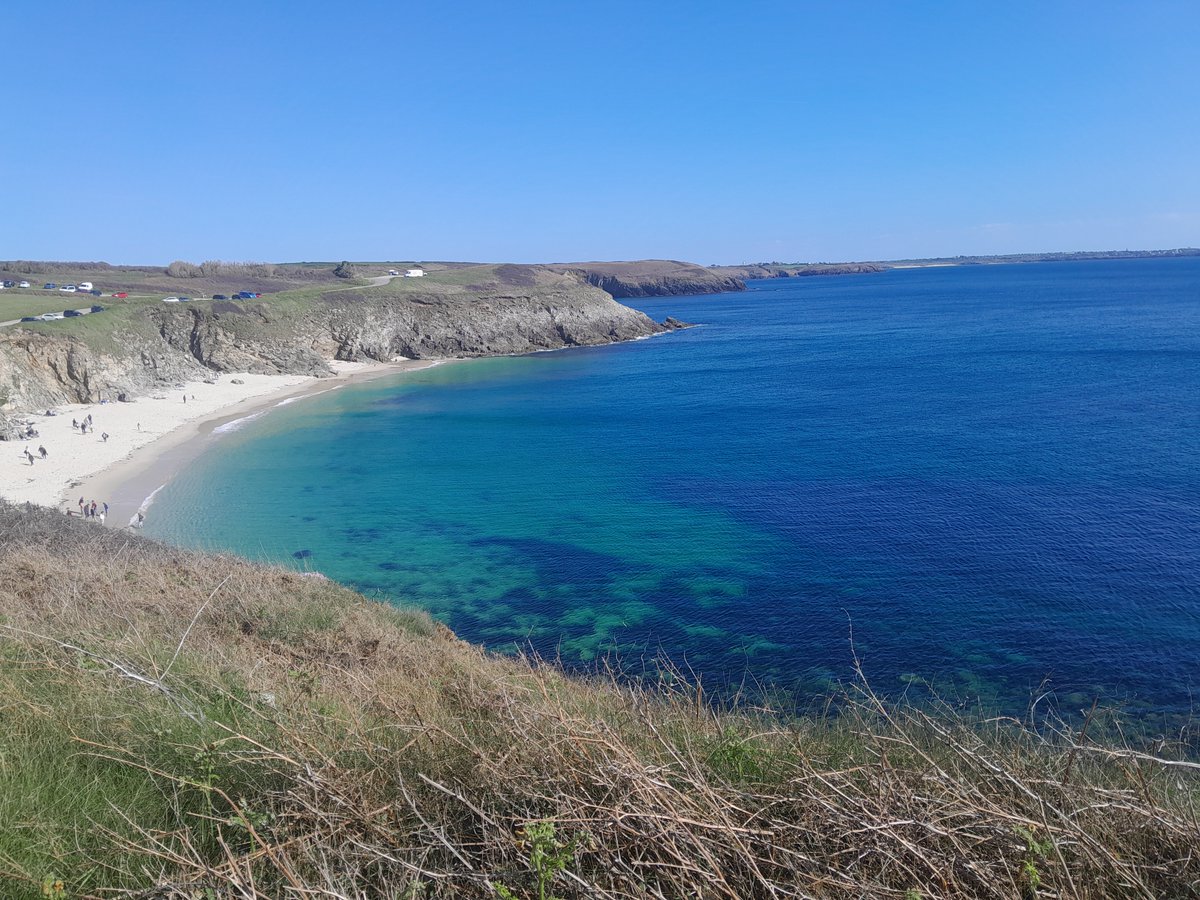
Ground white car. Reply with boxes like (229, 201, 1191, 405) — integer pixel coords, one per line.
(38, 313, 64, 321)
(59, 285, 77, 293)
(18, 281, 30, 288)
(161, 296, 180, 303)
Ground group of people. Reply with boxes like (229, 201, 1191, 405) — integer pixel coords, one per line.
(71, 414, 108, 441)
(76, 497, 108, 523)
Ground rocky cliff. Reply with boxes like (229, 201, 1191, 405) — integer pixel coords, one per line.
(712, 262, 887, 279)
(547, 260, 745, 297)
(0, 268, 685, 427)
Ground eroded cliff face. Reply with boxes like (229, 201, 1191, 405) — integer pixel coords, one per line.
(0, 279, 680, 427)
(547, 260, 746, 298)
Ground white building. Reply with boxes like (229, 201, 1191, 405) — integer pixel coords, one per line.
(404, 267, 425, 278)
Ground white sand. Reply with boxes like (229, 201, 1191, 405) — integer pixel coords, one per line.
(0, 360, 441, 522)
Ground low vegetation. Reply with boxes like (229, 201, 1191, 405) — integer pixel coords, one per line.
(0, 500, 1197, 898)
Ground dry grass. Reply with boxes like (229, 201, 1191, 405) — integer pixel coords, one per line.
(0, 500, 1197, 899)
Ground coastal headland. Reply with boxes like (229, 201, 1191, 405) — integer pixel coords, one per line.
(0, 262, 693, 508)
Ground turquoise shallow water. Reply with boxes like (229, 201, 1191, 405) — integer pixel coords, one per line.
(146, 258, 1200, 716)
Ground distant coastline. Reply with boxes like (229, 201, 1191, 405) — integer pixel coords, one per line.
(711, 246, 1200, 281)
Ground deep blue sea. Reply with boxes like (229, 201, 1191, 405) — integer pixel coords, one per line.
(146, 259, 1200, 717)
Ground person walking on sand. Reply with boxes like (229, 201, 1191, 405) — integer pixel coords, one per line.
(24, 449, 34, 465)
(90, 500, 97, 518)
(103, 502, 109, 517)
(78, 496, 84, 514)
(71, 418, 78, 429)
(38, 445, 47, 459)
(183, 394, 187, 403)
(137, 511, 145, 527)
(101, 432, 109, 442)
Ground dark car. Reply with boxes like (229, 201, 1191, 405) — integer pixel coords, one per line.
(2, 281, 14, 288)
(178, 296, 191, 302)
(19, 316, 39, 322)
(90, 289, 102, 296)
(212, 294, 229, 300)
(63, 309, 83, 317)
(89, 305, 104, 313)
(43, 283, 56, 290)
(236, 291, 258, 299)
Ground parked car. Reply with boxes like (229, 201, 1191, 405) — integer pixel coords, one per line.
(63, 309, 83, 317)
(235, 291, 260, 299)
(1, 281, 14, 288)
(178, 296, 191, 302)
(59, 285, 77, 293)
(212, 294, 229, 300)
(43, 283, 57, 290)
(89, 305, 104, 313)
(18, 281, 30, 289)
(90, 289, 102, 296)
(19, 316, 39, 322)
(161, 297, 180, 303)
(39, 313, 64, 321)
(77, 282, 93, 291)
(111, 292, 128, 299)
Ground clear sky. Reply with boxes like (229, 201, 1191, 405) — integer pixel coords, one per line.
(3, 1, 1198, 264)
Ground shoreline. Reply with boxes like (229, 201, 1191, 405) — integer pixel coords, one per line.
(3, 359, 449, 530)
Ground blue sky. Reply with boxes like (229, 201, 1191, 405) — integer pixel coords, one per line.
(2, 1, 1198, 264)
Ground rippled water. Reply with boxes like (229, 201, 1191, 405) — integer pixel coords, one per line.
(147, 258, 1200, 716)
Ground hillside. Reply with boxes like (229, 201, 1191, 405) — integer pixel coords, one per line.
(0, 264, 685, 427)
(0, 500, 1197, 898)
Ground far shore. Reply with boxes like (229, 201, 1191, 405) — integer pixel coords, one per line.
(1, 359, 449, 530)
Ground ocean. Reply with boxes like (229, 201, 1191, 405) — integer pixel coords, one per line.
(145, 258, 1200, 718)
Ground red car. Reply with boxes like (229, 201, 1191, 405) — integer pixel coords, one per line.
(111, 292, 128, 299)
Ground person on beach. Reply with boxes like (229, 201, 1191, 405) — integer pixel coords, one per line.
(78, 497, 84, 514)
(183, 394, 187, 403)
(71, 418, 78, 429)
(101, 432, 109, 442)
(24, 450, 34, 465)
(86, 414, 92, 425)
(137, 423, 140, 432)
(90, 501, 97, 518)
(103, 502, 109, 517)
(37, 445, 47, 459)
(136, 512, 145, 527)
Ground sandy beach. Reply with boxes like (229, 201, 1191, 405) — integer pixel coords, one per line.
(1, 359, 446, 528)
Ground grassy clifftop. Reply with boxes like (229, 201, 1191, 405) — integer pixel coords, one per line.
(1, 501, 1198, 898)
